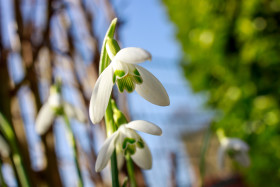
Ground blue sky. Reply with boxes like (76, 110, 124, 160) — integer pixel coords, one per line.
(116, 0, 181, 60)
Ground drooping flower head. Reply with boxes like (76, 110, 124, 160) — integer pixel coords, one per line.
(89, 40, 170, 124)
(217, 137, 250, 169)
(35, 84, 87, 135)
(95, 120, 162, 172)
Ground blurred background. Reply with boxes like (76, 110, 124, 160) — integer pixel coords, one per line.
(1, 0, 280, 186)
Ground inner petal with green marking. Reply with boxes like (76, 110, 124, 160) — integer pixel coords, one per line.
(122, 137, 137, 155)
(114, 63, 143, 93)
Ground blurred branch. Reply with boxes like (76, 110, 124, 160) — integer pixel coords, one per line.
(0, 112, 31, 187)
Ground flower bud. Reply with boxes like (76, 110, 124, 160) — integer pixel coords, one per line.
(106, 38, 120, 60)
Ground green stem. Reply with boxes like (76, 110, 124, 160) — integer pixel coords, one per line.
(105, 100, 120, 187)
(100, 18, 120, 187)
(199, 128, 212, 187)
(111, 150, 120, 187)
(125, 154, 137, 187)
(63, 114, 84, 187)
(0, 113, 31, 187)
(0, 159, 7, 187)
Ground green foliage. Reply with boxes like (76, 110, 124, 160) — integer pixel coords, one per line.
(163, 0, 280, 186)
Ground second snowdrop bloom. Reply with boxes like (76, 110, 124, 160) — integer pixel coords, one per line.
(95, 120, 162, 172)
(217, 137, 250, 169)
(90, 45, 170, 124)
(35, 86, 87, 135)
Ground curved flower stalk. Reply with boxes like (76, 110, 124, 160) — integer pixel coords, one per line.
(35, 86, 87, 135)
(89, 43, 170, 124)
(217, 137, 250, 169)
(36, 84, 86, 187)
(95, 120, 162, 172)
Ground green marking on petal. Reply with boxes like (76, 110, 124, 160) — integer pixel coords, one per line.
(133, 69, 141, 76)
(116, 76, 135, 93)
(118, 81, 125, 92)
(113, 73, 116, 83)
(115, 70, 126, 78)
(133, 76, 143, 84)
(124, 144, 136, 155)
(122, 137, 136, 149)
(115, 68, 144, 93)
(137, 138, 145, 149)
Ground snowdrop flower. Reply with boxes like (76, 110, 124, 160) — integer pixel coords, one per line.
(95, 120, 162, 172)
(217, 137, 250, 169)
(89, 46, 170, 124)
(35, 86, 87, 135)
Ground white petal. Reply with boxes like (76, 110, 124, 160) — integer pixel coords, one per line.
(64, 102, 87, 123)
(112, 60, 129, 77)
(95, 132, 119, 172)
(224, 138, 249, 151)
(35, 103, 56, 135)
(125, 120, 162, 136)
(131, 140, 152, 169)
(114, 47, 151, 64)
(135, 66, 170, 106)
(89, 65, 114, 124)
(48, 92, 63, 108)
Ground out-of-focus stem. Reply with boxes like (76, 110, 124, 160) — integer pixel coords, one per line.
(0, 113, 31, 187)
(125, 154, 136, 187)
(63, 114, 84, 187)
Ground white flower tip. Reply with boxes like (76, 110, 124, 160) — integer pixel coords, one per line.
(95, 164, 102, 172)
(95, 132, 119, 172)
(115, 47, 152, 64)
(125, 120, 162, 136)
(48, 92, 62, 108)
(35, 124, 44, 135)
(160, 95, 170, 106)
(158, 129, 163, 136)
(89, 65, 114, 124)
(35, 104, 55, 135)
(135, 66, 170, 106)
(89, 103, 101, 124)
(149, 92, 170, 106)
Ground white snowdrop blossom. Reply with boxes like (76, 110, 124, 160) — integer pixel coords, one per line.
(95, 120, 162, 172)
(217, 137, 250, 169)
(89, 47, 170, 124)
(35, 88, 87, 135)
